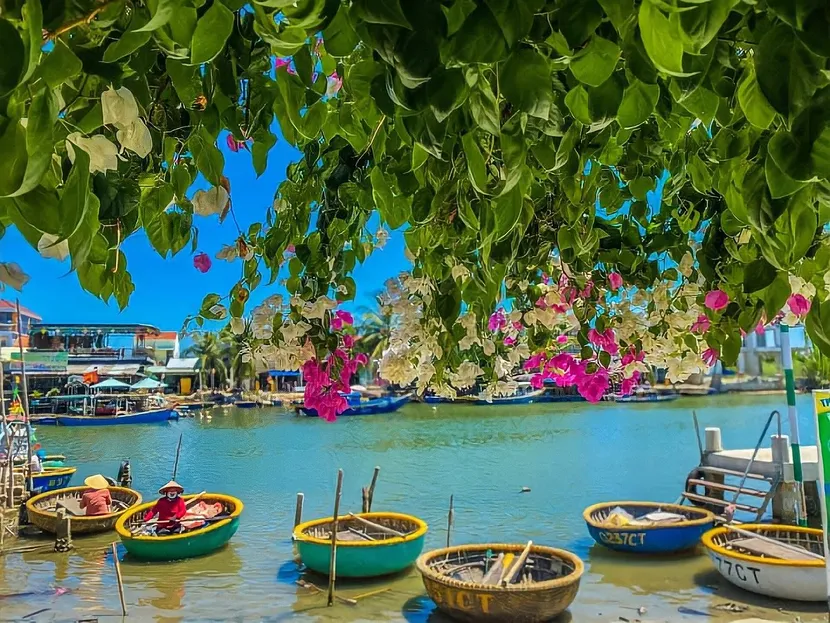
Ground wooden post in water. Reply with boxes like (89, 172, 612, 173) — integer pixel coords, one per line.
(361, 487, 369, 513)
(327, 469, 343, 607)
(446, 494, 454, 548)
(54, 508, 72, 552)
(111, 542, 128, 616)
(172, 433, 183, 480)
(0, 362, 10, 509)
(367, 466, 380, 512)
(294, 493, 304, 528)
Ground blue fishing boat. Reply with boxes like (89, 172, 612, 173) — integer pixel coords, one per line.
(55, 408, 179, 427)
(297, 395, 410, 417)
(584, 501, 715, 554)
(31, 466, 76, 494)
(424, 389, 547, 405)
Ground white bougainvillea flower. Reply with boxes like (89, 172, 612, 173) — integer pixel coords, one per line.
(230, 317, 245, 335)
(66, 133, 119, 174)
(0, 262, 29, 291)
(375, 227, 388, 249)
(302, 296, 337, 320)
(37, 234, 70, 261)
(116, 119, 153, 158)
(102, 87, 139, 129)
(208, 304, 228, 320)
(192, 186, 230, 217)
(216, 243, 238, 261)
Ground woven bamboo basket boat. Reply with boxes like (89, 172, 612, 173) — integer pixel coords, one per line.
(26, 486, 142, 534)
(417, 543, 584, 622)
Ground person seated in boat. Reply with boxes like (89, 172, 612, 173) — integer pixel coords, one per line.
(79, 474, 112, 516)
(29, 452, 43, 473)
(144, 481, 187, 534)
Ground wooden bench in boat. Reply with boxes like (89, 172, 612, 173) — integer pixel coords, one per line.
(730, 537, 817, 561)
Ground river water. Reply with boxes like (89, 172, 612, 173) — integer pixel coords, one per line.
(1, 393, 826, 622)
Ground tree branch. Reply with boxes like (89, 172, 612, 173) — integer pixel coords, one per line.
(44, 0, 119, 41)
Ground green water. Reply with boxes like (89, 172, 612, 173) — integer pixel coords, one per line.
(1, 394, 827, 622)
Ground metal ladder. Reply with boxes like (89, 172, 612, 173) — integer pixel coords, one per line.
(681, 410, 782, 522)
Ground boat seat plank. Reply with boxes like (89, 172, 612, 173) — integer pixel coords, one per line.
(686, 478, 768, 498)
(730, 537, 817, 561)
(694, 465, 772, 481)
(681, 492, 758, 513)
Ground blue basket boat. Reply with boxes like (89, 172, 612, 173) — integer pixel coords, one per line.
(584, 501, 715, 554)
(31, 466, 76, 494)
(293, 512, 427, 578)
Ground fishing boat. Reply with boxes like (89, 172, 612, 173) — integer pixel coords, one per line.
(616, 392, 679, 403)
(293, 512, 427, 577)
(31, 466, 76, 494)
(26, 486, 142, 534)
(297, 395, 410, 417)
(234, 400, 259, 409)
(701, 524, 824, 601)
(417, 543, 583, 622)
(115, 493, 243, 561)
(424, 389, 546, 405)
(583, 501, 715, 553)
(55, 407, 179, 426)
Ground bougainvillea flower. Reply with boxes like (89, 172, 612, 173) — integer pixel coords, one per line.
(702, 348, 719, 367)
(193, 252, 211, 273)
(608, 272, 623, 291)
(788, 293, 811, 316)
(691, 314, 710, 334)
(704, 289, 729, 311)
(325, 72, 342, 97)
(331, 309, 354, 331)
(488, 309, 507, 332)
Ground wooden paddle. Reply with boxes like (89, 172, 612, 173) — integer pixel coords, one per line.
(130, 491, 207, 534)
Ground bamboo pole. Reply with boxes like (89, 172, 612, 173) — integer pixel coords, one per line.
(367, 466, 380, 512)
(502, 541, 533, 586)
(294, 493, 304, 528)
(327, 469, 343, 607)
(172, 433, 183, 480)
(15, 301, 33, 494)
(346, 512, 405, 536)
(111, 543, 127, 615)
(446, 494, 454, 548)
(0, 362, 10, 508)
(780, 325, 808, 526)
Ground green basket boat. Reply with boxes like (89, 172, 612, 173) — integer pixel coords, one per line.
(293, 511, 428, 578)
(115, 493, 243, 561)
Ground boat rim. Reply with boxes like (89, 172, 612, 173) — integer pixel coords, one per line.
(35, 466, 77, 477)
(583, 501, 715, 530)
(26, 485, 142, 522)
(416, 543, 584, 592)
(115, 493, 244, 541)
(701, 524, 823, 568)
(56, 408, 173, 420)
(293, 511, 428, 547)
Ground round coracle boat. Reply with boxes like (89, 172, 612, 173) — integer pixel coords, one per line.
(26, 486, 142, 534)
(702, 524, 824, 601)
(115, 493, 243, 561)
(584, 501, 715, 553)
(416, 543, 583, 622)
(293, 512, 427, 578)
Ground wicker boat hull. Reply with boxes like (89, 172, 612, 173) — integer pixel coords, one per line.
(31, 467, 76, 494)
(417, 544, 583, 622)
(26, 486, 142, 534)
(115, 494, 243, 561)
(702, 524, 824, 601)
(584, 501, 714, 554)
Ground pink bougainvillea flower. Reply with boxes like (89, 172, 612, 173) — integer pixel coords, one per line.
(355, 353, 369, 366)
(788, 293, 811, 316)
(193, 252, 211, 273)
(325, 72, 343, 98)
(541, 272, 550, 285)
(503, 336, 516, 346)
(342, 334, 356, 349)
(691, 314, 711, 334)
(331, 309, 354, 331)
(704, 289, 729, 311)
(608, 272, 623, 291)
(488, 309, 507, 332)
(556, 334, 568, 344)
(274, 57, 297, 75)
(225, 134, 249, 153)
(702, 348, 719, 367)
(587, 328, 619, 355)
(512, 321, 523, 331)
(535, 296, 548, 309)
(621, 347, 644, 367)
(524, 352, 547, 371)
(572, 361, 609, 403)
(620, 371, 641, 397)
(754, 321, 766, 336)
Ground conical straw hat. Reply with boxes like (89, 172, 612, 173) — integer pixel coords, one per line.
(158, 480, 184, 494)
(84, 474, 109, 490)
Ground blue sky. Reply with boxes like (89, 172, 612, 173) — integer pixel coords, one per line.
(1, 133, 409, 331)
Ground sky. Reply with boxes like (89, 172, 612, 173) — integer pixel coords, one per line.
(0, 132, 410, 332)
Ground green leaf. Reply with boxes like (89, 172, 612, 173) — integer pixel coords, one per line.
(6, 89, 57, 198)
(675, 0, 739, 54)
(598, 0, 635, 38)
(446, 6, 508, 64)
(38, 40, 83, 87)
(191, 1, 234, 64)
(675, 85, 719, 127)
(756, 189, 817, 269)
(20, 0, 43, 85)
(442, 0, 476, 36)
(462, 133, 489, 194)
(743, 163, 787, 231)
(564, 85, 591, 125)
(136, 0, 178, 32)
(570, 35, 621, 87)
(494, 185, 522, 239)
(744, 258, 778, 293)
(190, 127, 225, 186)
(351, 0, 411, 29)
(323, 8, 359, 56)
(167, 59, 201, 104)
(755, 24, 821, 119)
(103, 15, 153, 62)
(737, 66, 776, 130)
(638, 2, 685, 75)
(0, 19, 24, 95)
(587, 74, 623, 123)
(765, 152, 807, 199)
(617, 79, 659, 128)
(251, 129, 277, 177)
(57, 150, 92, 239)
(428, 68, 468, 123)
(371, 168, 409, 229)
(630, 177, 655, 201)
(468, 81, 500, 135)
(483, 0, 537, 48)
(500, 49, 551, 119)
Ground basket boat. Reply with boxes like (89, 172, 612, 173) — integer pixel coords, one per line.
(115, 493, 243, 561)
(31, 466, 76, 494)
(26, 486, 142, 534)
(293, 511, 427, 577)
(702, 524, 824, 601)
(416, 543, 584, 622)
(584, 501, 715, 553)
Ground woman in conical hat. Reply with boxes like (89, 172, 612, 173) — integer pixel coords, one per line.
(144, 480, 187, 534)
(80, 474, 112, 516)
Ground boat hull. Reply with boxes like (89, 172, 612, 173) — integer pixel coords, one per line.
(55, 408, 179, 426)
(299, 396, 410, 417)
(26, 486, 142, 534)
(425, 391, 545, 405)
(584, 501, 714, 554)
(115, 494, 243, 561)
(31, 467, 76, 494)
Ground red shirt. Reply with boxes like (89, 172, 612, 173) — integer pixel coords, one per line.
(80, 489, 112, 516)
(144, 496, 186, 529)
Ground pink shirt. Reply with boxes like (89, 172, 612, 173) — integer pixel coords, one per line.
(80, 489, 112, 516)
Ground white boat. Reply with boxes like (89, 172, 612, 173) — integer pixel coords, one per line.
(701, 524, 824, 602)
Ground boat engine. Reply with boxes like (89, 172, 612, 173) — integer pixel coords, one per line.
(116, 460, 132, 487)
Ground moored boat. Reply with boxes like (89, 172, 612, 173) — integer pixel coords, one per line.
(26, 485, 142, 534)
(115, 493, 243, 561)
(584, 501, 715, 553)
(417, 543, 583, 622)
(701, 524, 824, 601)
(31, 466, 76, 494)
(424, 389, 546, 405)
(293, 511, 427, 577)
(616, 392, 679, 403)
(55, 408, 179, 426)
(297, 395, 410, 417)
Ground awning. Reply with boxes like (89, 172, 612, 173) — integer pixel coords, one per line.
(165, 357, 200, 371)
(130, 378, 165, 390)
(91, 378, 130, 390)
(105, 364, 141, 376)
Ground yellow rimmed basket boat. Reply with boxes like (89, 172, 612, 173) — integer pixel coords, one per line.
(293, 512, 427, 578)
(702, 524, 825, 601)
(417, 543, 583, 622)
(115, 493, 243, 561)
(26, 486, 142, 534)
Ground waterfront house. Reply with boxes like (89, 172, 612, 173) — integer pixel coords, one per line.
(0, 300, 41, 348)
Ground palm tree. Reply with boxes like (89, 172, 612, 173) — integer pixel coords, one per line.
(357, 293, 395, 368)
(219, 321, 255, 389)
(184, 332, 227, 389)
